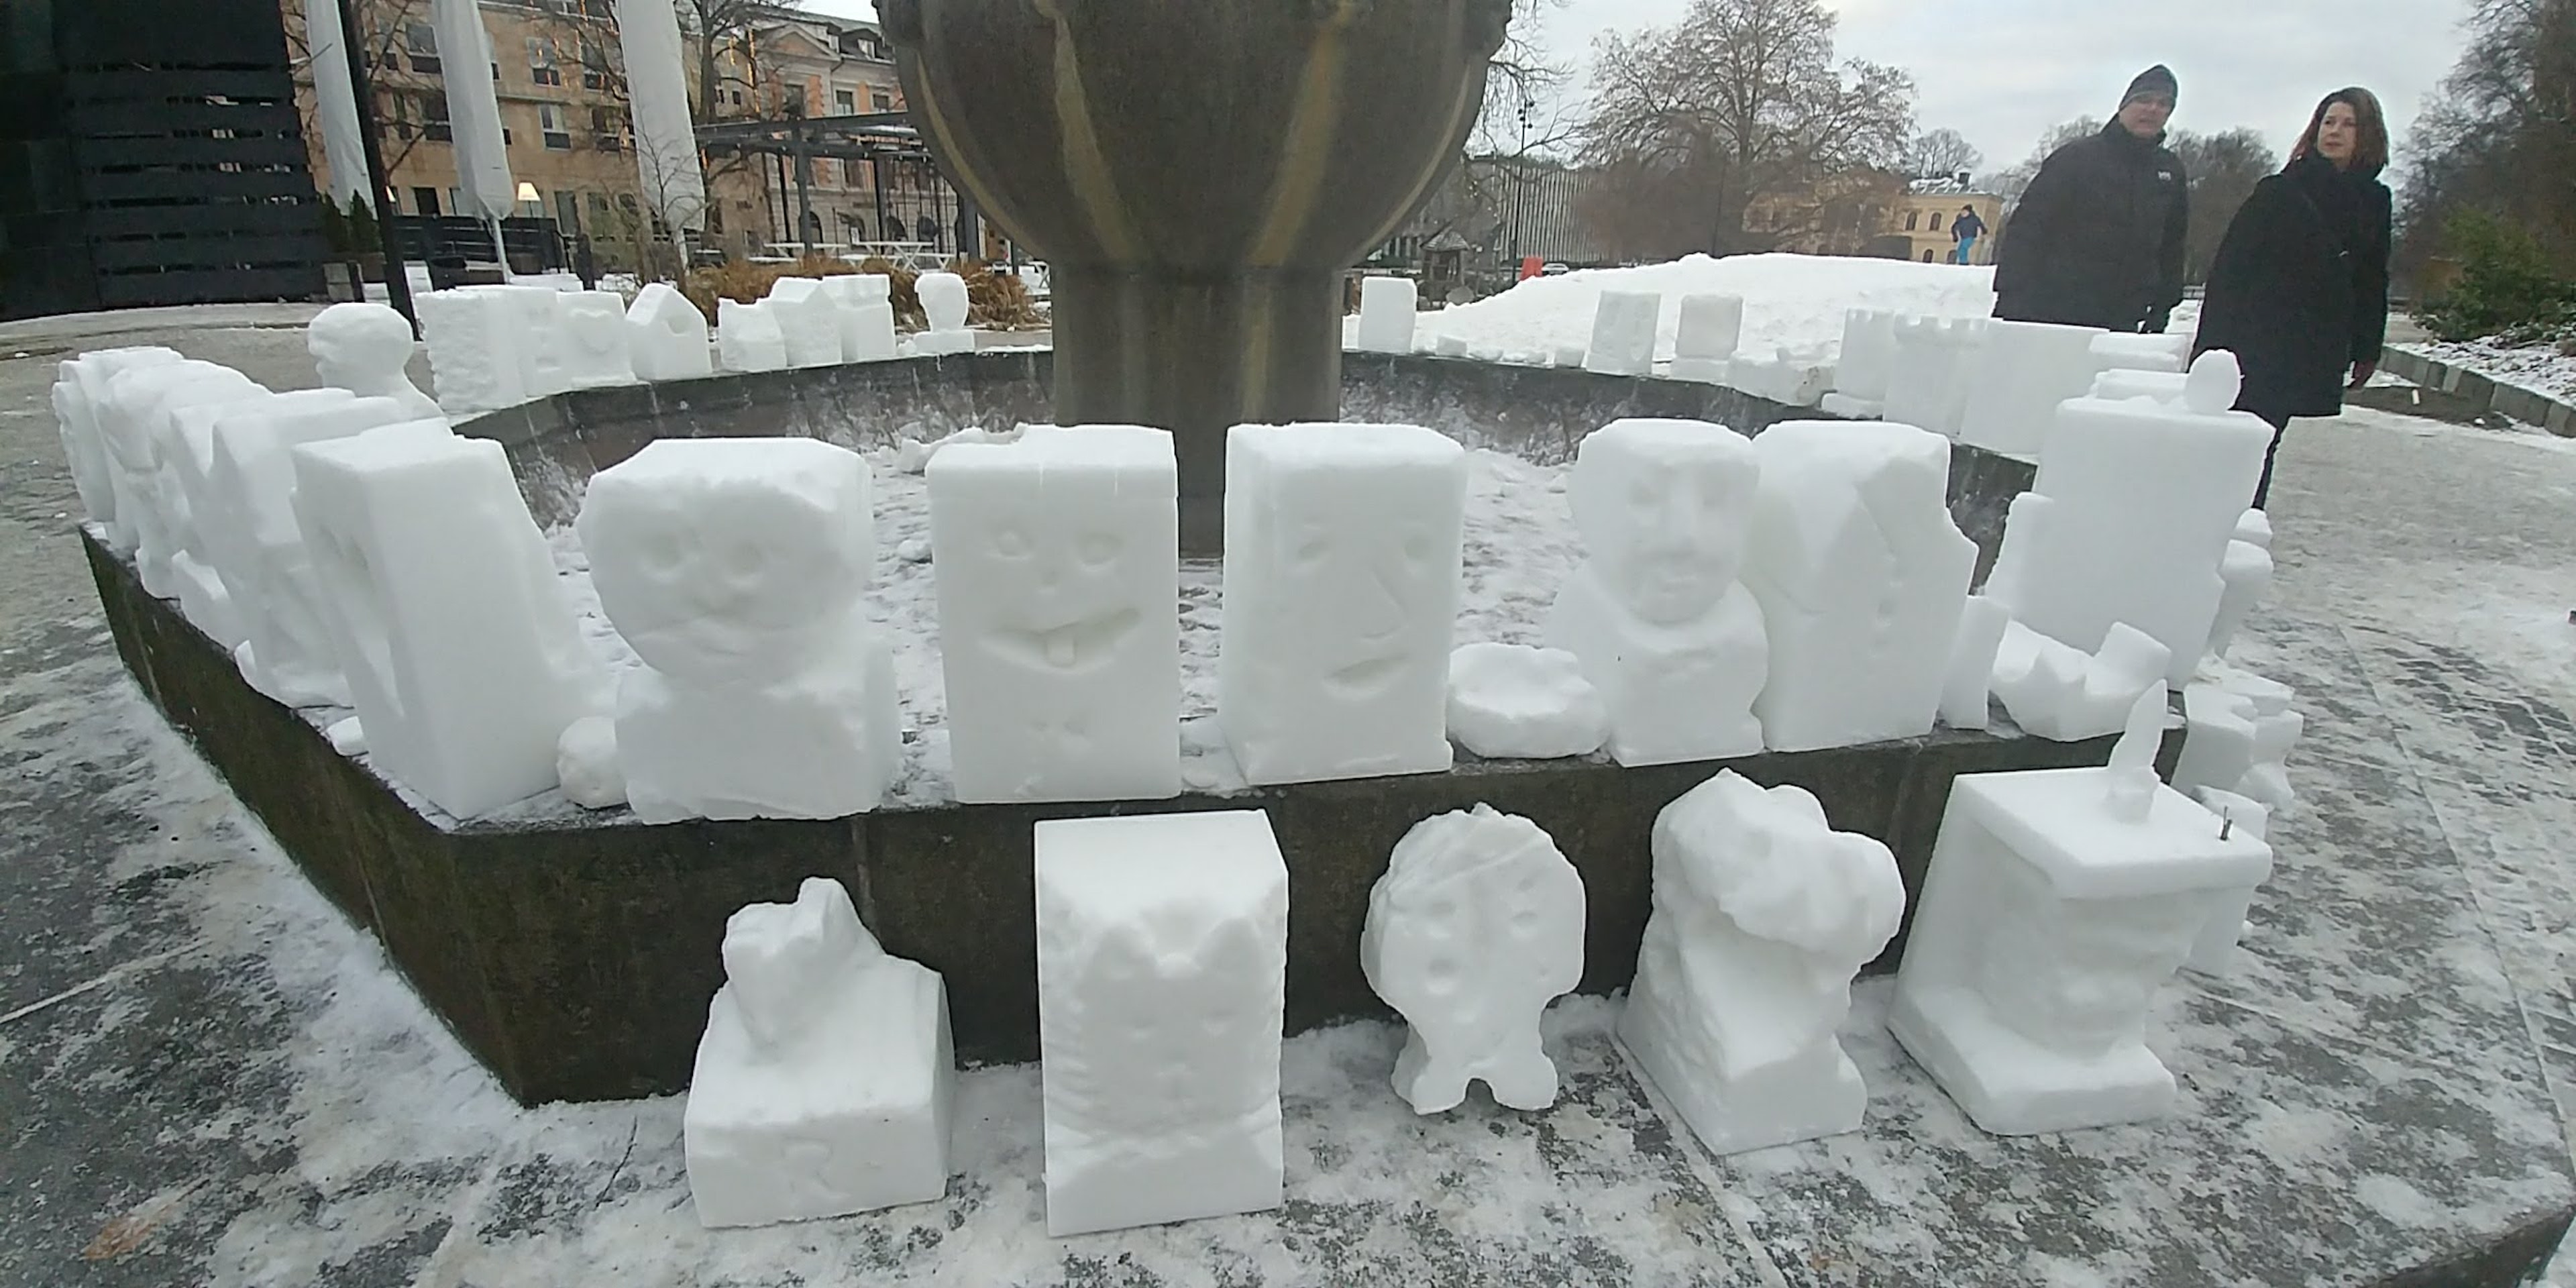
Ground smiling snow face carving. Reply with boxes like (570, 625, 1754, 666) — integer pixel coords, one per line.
(576, 437, 874, 686)
(1218, 423, 1468, 786)
(1568, 419, 1756, 630)
(927, 425, 1181, 803)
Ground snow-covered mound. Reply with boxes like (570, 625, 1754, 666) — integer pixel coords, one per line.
(1358, 254, 1998, 364)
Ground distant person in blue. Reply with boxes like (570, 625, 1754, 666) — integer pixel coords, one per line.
(1950, 205, 1986, 264)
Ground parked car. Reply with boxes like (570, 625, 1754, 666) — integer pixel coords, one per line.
(1540, 262, 1570, 276)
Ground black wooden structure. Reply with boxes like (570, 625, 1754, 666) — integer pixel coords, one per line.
(1, 0, 326, 320)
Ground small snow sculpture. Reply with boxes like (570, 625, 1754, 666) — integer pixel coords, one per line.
(928, 425, 1181, 803)
(686, 877, 954, 1227)
(1832, 307, 1900, 402)
(716, 299, 789, 373)
(1218, 423, 1466, 786)
(1432, 333, 1470, 358)
(2201, 509, 2275, 664)
(914, 271, 975, 356)
(575, 437, 900, 821)
(556, 714, 627, 810)
(1355, 276, 1419, 354)
(1742, 421, 1976, 751)
(1545, 419, 1766, 765)
(291, 425, 609, 818)
(1674, 293, 1743, 365)
(1988, 620, 2171, 742)
(2184, 785, 2271, 977)
(164, 388, 366, 651)
(308, 302, 441, 419)
(1889, 714, 2272, 1136)
(2090, 368, 2189, 404)
(1985, 350, 2275, 686)
(2171, 662, 2302, 810)
(101, 362, 265, 588)
(54, 345, 183, 527)
(627, 282, 714, 382)
(2090, 331, 2190, 376)
(1957, 319, 2107, 455)
(894, 425, 1021, 475)
(1884, 315, 1985, 438)
(1619, 770, 1905, 1155)
(556, 290, 638, 388)
(1940, 595, 2011, 730)
(1444, 642, 1607, 760)
(1361, 805, 1586, 1113)
(1582, 290, 1658, 376)
(499, 285, 572, 400)
(763, 275, 844, 369)
(418, 286, 531, 416)
(1725, 345, 1835, 407)
(818, 273, 899, 362)
(1034, 810, 1288, 1236)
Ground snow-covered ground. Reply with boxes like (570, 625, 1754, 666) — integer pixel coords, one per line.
(1344, 253, 1999, 364)
(2399, 335, 2576, 402)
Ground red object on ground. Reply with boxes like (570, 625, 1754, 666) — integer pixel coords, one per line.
(1520, 257, 1543, 280)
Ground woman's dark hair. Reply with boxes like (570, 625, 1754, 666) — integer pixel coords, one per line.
(2288, 87, 2389, 179)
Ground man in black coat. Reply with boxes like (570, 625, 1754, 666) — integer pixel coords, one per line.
(1992, 66, 2190, 333)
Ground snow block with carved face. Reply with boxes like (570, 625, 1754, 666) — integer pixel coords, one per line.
(928, 425, 1180, 803)
(1218, 423, 1467, 786)
(309, 302, 441, 419)
(101, 361, 266, 592)
(1361, 805, 1586, 1114)
(291, 425, 608, 818)
(1544, 419, 1766, 765)
(162, 388, 366, 650)
(1034, 810, 1288, 1236)
(54, 345, 183, 529)
(1889, 763, 2271, 1135)
(576, 437, 898, 821)
(686, 877, 953, 1228)
(1617, 771, 1905, 1155)
(1743, 421, 1975, 751)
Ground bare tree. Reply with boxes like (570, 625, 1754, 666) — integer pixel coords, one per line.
(2400, 0, 2576, 278)
(1903, 127, 1982, 181)
(2169, 127, 2277, 284)
(1980, 116, 2100, 210)
(1576, 0, 1915, 255)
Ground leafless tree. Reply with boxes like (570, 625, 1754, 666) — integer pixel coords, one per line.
(1903, 128, 1982, 182)
(1576, 0, 1915, 256)
(2169, 127, 2277, 284)
(1978, 116, 2100, 211)
(2400, 0, 2576, 277)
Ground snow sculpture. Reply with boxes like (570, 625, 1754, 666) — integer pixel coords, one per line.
(822, 274, 900, 363)
(763, 275, 843, 369)
(1939, 594, 2011, 731)
(556, 714, 627, 810)
(557, 290, 638, 388)
(1582, 290, 1658, 377)
(1742, 421, 1976, 751)
(2172, 663, 2302, 809)
(161, 390, 332, 648)
(2201, 509, 2274, 663)
(627, 282, 714, 382)
(1832, 307, 1900, 403)
(1889, 704, 2272, 1135)
(54, 346, 182, 528)
(1725, 345, 1835, 407)
(101, 362, 266, 594)
(503, 286, 572, 401)
(1549, 341, 1588, 369)
(928, 425, 1181, 803)
(1218, 423, 1466, 786)
(1884, 315, 1984, 438)
(2090, 368, 2188, 405)
(716, 299, 789, 373)
(576, 437, 899, 821)
(1356, 276, 1419, 354)
(209, 395, 412, 705)
(1444, 642, 1607, 760)
(1957, 319, 2107, 456)
(418, 286, 529, 416)
(1545, 419, 1766, 765)
(686, 877, 954, 1227)
(1361, 805, 1586, 1113)
(1034, 810, 1288, 1236)
(2090, 331, 2191, 376)
(292, 426, 609, 818)
(1432, 333, 1469, 358)
(308, 302, 441, 419)
(1619, 770, 1906, 1155)
(1988, 620, 2171, 742)
(896, 425, 1021, 474)
(914, 270, 975, 356)
(818, 272, 890, 310)
(2184, 785, 2271, 977)
(1984, 352, 2275, 686)
(1670, 292, 1742, 382)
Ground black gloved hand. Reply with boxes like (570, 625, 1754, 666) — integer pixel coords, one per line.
(2142, 308, 2172, 334)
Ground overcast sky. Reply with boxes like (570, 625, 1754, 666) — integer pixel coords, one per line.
(799, 0, 2475, 175)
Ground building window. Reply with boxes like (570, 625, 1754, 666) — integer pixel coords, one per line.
(580, 42, 608, 90)
(835, 88, 856, 115)
(556, 191, 581, 227)
(870, 89, 892, 111)
(592, 106, 623, 150)
(1921, 250, 1935, 262)
(1929, 211, 1943, 231)
(813, 158, 835, 186)
(1904, 210, 1919, 231)
(405, 23, 441, 74)
(539, 104, 572, 150)
(412, 186, 441, 215)
(423, 93, 452, 142)
(529, 38, 562, 86)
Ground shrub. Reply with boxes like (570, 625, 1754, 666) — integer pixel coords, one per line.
(317, 193, 350, 254)
(678, 255, 1047, 331)
(347, 197, 381, 255)
(2418, 208, 2576, 343)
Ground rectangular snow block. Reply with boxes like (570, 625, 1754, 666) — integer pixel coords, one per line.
(841, 299, 899, 363)
(1834, 307, 1899, 402)
(1356, 276, 1419, 354)
(290, 427, 608, 819)
(1583, 290, 1659, 377)
(928, 425, 1181, 804)
(1885, 316, 1985, 438)
(1674, 293, 1743, 360)
(419, 286, 533, 416)
(1219, 423, 1466, 786)
(627, 282, 714, 382)
(913, 329, 976, 357)
(557, 290, 637, 388)
(1034, 810, 1288, 1236)
(718, 299, 790, 373)
(1958, 319, 2105, 456)
(500, 284, 572, 400)
(56, 346, 182, 526)
(764, 275, 845, 369)
(818, 272, 892, 310)
(2090, 331, 2189, 376)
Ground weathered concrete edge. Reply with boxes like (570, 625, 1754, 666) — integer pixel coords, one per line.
(2381, 346, 2576, 437)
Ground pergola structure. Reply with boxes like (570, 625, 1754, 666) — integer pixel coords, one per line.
(694, 111, 985, 259)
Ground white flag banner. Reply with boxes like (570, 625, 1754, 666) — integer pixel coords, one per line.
(431, 0, 517, 223)
(303, 0, 370, 205)
(615, 0, 708, 231)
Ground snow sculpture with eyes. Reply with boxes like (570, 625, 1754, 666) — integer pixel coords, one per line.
(309, 302, 442, 420)
(1361, 805, 1587, 1113)
(574, 437, 900, 821)
(1546, 419, 1768, 764)
(1218, 423, 1468, 786)
(926, 425, 1181, 802)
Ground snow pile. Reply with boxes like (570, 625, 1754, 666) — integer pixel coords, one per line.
(2400, 337, 2576, 402)
(1373, 254, 1998, 364)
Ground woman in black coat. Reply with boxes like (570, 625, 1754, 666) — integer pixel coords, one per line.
(2194, 87, 2394, 508)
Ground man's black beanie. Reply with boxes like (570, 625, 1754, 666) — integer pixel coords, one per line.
(2123, 64, 2178, 107)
